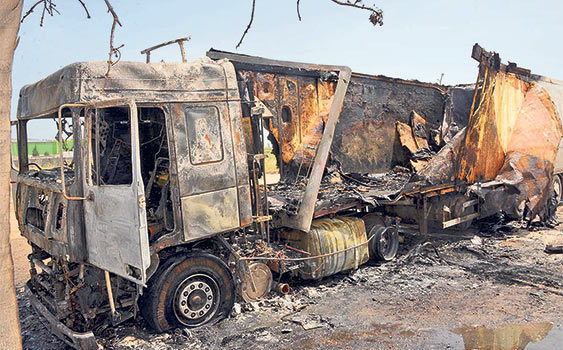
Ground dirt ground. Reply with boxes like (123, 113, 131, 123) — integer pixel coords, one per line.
(11, 205, 563, 349)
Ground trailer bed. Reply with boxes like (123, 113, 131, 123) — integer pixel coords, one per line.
(267, 169, 411, 217)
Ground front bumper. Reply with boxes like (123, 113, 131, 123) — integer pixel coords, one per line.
(25, 283, 99, 350)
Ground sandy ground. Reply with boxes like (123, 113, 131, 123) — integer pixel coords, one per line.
(11, 203, 563, 349)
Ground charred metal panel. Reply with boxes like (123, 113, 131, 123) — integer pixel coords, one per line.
(237, 185, 253, 227)
(207, 50, 340, 180)
(85, 185, 149, 283)
(18, 181, 71, 257)
(170, 60, 252, 239)
(184, 106, 224, 164)
(225, 96, 252, 227)
(181, 187, 239, 239)
(172, 102, 237, 196)
(234, 70, 335, 179)
(332, 75, 447, 174)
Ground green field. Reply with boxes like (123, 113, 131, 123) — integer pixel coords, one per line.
(11, 140, 74, 157)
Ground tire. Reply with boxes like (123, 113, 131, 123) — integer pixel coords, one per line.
(368, 226, 399, 262)
(553, 174, 562, 205)
(141, 252, 235, 332)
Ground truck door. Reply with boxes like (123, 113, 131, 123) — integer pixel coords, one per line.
(83, 100, 150, 285)
(170, 102, 243, 241)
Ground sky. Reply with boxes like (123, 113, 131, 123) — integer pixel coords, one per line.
(11, 0, 563, 139)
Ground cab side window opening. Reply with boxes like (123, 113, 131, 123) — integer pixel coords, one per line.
(89, 105, 173, 239)
(20, 109, 78, 172)
(138, 107, 174, 237)
(91, 107, 132, 185)
(183, 106, 223, 165)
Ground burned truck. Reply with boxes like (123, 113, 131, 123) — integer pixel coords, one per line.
(13, 43, 563, 349)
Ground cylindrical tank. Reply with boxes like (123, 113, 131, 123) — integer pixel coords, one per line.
(280, 216, 369, 280)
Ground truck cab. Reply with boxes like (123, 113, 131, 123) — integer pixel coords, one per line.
(15, 57, 253, 348)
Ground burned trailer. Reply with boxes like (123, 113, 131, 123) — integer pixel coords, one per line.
(409, 45, 563, 228)
(207, 49, 477, 238)
(210, 45, 563, 239)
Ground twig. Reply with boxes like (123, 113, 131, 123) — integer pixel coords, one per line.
(101, 0, 123, 93)
(21, 1, 44, 23)
(21, 0, 59, 26)
(330, 0, 383, 26)
(236, 0, 256, 49)
(76, 0, 91, 18)
(21, 0, 92, 25)
(236, 0, 383, 48)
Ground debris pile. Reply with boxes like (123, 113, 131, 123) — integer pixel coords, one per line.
(268, 167, 411, 215)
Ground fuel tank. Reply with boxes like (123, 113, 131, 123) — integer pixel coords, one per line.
(281, 216, 369, 279)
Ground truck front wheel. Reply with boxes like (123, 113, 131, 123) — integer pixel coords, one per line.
(141, 253, 235, 331)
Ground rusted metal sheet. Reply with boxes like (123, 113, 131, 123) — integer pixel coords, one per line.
(453, 45, 563, 220)
(415, 127, 467, 186)
(457, 71, 529, 183)
(280, 216, 369, 279)
(236, 70, 335, 176)
(331, 74, 460, 174)
(291, 67, 352, 232)
(396, 111, 433, 172)
(469, 82, 563, 219)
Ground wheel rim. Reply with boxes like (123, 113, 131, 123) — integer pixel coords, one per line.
(173, 273, 220, 326)
(368, 226, 398, 261)
(378, 227, 397, 260)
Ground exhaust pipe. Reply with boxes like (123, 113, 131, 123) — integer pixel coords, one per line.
(271, 281, 290, 295)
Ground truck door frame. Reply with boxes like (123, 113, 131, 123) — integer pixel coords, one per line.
(83, 99, 150, 285)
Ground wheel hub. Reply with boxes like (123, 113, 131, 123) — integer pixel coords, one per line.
(176, 279, 215, 320)
(380, 231, 391, 252)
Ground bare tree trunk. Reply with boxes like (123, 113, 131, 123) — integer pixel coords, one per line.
(0, 1, 23, 350)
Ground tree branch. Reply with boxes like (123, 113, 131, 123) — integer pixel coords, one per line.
(102, 0, 123, 93)
(330, 0, 383, 26)
(236, 0, 256, 49)
(237, 0, 383, 48)
(21, 0, 93, 25)
(21, 0, 59, 26)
